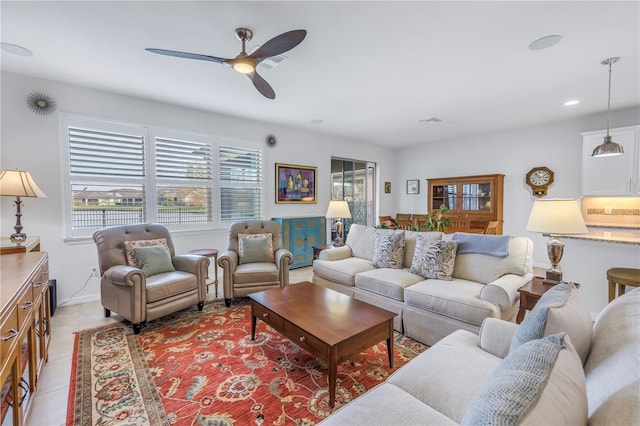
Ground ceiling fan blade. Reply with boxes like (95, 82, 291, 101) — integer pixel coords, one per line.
(249, 29, 307, 61)
(247, 72, 275, 99)
(145, 48, 228, 65)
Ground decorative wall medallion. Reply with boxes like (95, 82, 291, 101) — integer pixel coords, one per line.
(26, 91, 57, 115)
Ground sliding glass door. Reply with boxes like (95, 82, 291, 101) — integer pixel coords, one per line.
(330, 158, 376, 240)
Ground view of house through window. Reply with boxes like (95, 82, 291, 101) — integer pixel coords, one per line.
(61, 115, 262, 237)
(330, 158, 375, 240)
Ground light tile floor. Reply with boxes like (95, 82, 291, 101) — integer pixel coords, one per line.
(29, 266, 314, 426)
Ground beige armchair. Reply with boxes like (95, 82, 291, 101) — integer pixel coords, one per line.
(218, 220, 293, 307)
(93, 223, 209, 334)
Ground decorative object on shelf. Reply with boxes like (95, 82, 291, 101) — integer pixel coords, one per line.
(326, 200, 351, 246)
(592, 57, 624, 157)
(26, 91, 57, 115)
(275, 163, 317, 203)
(407, 179, 419, 194)
(526, 166, 555, 197)
(526, 199, 588, 285)
(384, 181, 391, 193)
(0, 169, 47, 243)
(266, 135, 277, 146)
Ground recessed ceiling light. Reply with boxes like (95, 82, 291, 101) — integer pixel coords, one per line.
(564, 100, 580, 106)
(310, 119, 323, 124)
(528, 35, 562, 51)
(1, 43, 33, 56)
(419, 117, 442, 123)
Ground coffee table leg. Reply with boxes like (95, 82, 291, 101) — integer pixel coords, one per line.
(250, 304, 257, 340)
(386, 319, 394, 368)
(329, 347, 337, 408)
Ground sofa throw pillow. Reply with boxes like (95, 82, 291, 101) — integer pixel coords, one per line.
(133, 244, 175, 277)
(409, 236, 457, 280)
(239, 236, 272, 264)
(461, 333, 587, 426)
(510, 282, 593, 364)
(372, 231, 405, 269)
(238, 233, 274, 262)
(124, 238, 169, 267)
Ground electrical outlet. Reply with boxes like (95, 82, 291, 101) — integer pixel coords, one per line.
(91, 267, 99, 277)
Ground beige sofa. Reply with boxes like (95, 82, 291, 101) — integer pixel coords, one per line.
(312, 224, 533, 345)
(321, 284, 640, 425)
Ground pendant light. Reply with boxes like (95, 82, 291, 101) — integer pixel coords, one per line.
(592, 57, 624, 157)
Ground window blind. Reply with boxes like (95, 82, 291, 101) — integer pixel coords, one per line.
(219, 146, 263, 222)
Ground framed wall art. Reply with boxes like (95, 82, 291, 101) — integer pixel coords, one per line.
(275, 163, 317, 203)
(407, 179, 419, 194)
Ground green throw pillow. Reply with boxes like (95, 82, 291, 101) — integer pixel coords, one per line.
(133, 245, 175, 276)
(240, 237, 271, 264)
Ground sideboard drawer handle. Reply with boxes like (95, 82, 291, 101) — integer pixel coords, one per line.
(33, 281, 45, 288)
(299, 336, 306, 342)
(1, 329, 18, 341)
(262, 313, 268, 318)
(21, 301, 33, 309)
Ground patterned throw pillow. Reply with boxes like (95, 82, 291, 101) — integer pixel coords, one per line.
(238, 233, 274, 262)
(409, 236, 458, 280)
(372, 231, 405, 268)
(124, 238, 170, 267)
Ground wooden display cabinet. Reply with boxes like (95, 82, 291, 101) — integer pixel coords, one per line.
(427, 174, 504, 234)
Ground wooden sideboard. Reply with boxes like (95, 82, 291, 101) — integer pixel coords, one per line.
(1, 252, 51, 426)
(272, 216, 326, 268)
(0, 237, 40, 256)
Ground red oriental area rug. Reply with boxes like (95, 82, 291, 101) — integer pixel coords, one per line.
(67, 301, 426, 425)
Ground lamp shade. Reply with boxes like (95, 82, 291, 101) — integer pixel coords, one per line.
(0, 170, 47, 198)
(591, 136, 624, 157)
(526, 199, 587, 235)
(325, 200, 351, 219)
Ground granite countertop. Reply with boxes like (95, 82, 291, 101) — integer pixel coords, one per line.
(560, 226, 640, 245)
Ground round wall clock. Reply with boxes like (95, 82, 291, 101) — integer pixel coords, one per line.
(526, 166, 554, 197)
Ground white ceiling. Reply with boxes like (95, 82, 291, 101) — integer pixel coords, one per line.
(1, 1, 638, 148)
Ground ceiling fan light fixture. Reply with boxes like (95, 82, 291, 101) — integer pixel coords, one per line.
(592, 57, 624, 158)
(233, 60, 255, 74)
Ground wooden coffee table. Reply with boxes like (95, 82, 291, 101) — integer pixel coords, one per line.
(248, 281, 396, 408)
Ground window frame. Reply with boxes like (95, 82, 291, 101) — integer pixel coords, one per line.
(60, 113, 264, 239)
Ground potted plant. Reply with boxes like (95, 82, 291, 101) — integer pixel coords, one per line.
(421, 204, 452, 232)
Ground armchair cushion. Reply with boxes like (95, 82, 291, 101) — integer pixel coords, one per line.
(133, 245, 175, 277)
(238, 233, 274, 262)
(124, 238, 169, 267)
(238, 236, 272, 264)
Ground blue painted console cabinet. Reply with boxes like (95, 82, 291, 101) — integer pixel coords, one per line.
(272, 216, 326, 269)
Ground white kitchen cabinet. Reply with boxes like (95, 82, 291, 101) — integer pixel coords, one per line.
(582, 125, 640, 196)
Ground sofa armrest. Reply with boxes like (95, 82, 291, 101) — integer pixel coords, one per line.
(480, 272, 533, 310)
(319, 245, 352, 261)
(172, 254, 209, 275)
(478, 317, 519, 359)
(103, 264, 145, 286)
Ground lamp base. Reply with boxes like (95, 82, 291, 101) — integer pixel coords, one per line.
(10, 232, 27, 244)
(543, 269, 563, 285)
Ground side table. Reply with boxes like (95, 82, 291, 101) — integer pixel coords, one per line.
(516, 277, 580, 324)
(312, 243, 334, 260)
(188, 249, 219, 298)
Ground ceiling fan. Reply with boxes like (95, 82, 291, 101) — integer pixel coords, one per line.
(146, 28, 307, 99)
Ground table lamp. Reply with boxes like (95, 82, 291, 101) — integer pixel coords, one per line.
(0, 169, 47, 243)
(526, 199, 588, 285)
(325, 200, 351, 246)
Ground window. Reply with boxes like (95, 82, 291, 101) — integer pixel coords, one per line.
(61, 115, 262, 237)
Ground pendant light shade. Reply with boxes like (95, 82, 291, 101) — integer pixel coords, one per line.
(592, 57, 624, 157)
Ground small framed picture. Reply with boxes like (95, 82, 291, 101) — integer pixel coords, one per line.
(407, 179, 419, 194)
(384, 182, 391, 194)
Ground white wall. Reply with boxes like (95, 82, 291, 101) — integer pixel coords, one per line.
(393, 107, 640, 315)
(0, 71, 395, 305)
